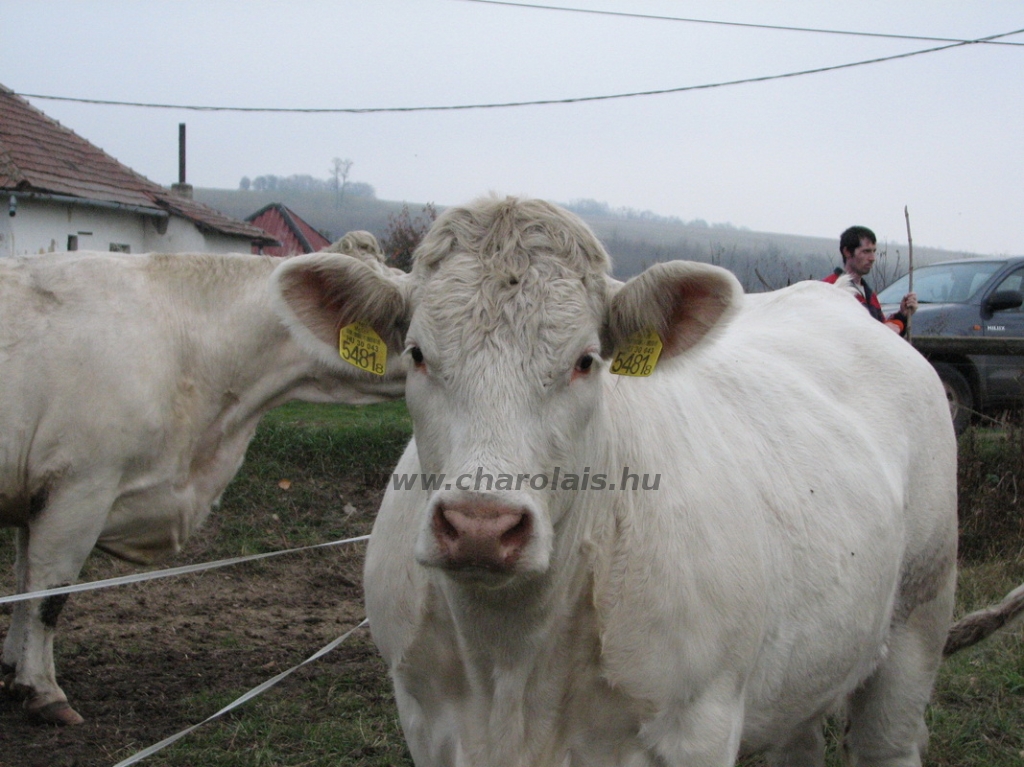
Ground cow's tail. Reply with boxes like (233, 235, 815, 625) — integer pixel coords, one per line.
(944, 581, 1024, 657)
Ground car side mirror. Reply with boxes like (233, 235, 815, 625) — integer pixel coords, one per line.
(983, 289, 1024, 316)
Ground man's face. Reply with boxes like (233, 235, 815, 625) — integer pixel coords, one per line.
(844, 238, 877, 277)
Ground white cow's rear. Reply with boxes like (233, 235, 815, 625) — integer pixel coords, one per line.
(274, 197, 958, 766)
(1, 246, 403, 724)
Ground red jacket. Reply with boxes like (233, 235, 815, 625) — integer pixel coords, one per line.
(823, 269, 908, 336)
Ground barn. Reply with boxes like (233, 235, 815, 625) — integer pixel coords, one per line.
(246, 202, 331, 256)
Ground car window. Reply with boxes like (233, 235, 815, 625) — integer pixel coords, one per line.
(964, 270, 996, 300)
(877, 261, 1004, 304)
(990, 268, 1024, 312)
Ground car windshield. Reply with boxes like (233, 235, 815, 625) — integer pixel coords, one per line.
(876, 261, 1004, 304)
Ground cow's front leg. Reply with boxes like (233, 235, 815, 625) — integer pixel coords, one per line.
(4, 479, 113, 725)
(2, 527, 31, 693)
(639, 677, 745, 767)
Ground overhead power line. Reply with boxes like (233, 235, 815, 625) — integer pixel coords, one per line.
(15, 28, 1024, 115)
(460, 0, 1024, 46)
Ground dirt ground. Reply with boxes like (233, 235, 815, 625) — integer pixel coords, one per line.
(0, 477, 388, 767)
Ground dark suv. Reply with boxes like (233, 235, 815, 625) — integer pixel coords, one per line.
(878, 257, 1024, 433)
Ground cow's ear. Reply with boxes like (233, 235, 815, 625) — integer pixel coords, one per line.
(605, 261, 741, 361)
(271, 253, 410, 368)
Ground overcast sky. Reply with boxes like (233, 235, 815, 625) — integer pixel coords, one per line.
(2, 1, 1022, 255)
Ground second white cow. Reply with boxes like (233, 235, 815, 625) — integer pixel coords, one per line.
(0, 241, 403, 725)
(274, 197, 958, 766)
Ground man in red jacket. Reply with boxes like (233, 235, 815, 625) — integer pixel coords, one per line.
(824, 225, 918, 336)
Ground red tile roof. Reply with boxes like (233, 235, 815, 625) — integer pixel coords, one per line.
(246, 203, 331, 256)
(0, 84, 275, 245)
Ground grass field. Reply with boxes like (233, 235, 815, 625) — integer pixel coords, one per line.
(2, 404, 1023, 766)
(135, 402, 415, 766)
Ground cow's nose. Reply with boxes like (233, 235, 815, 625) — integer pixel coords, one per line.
(432, 501, 532, 571)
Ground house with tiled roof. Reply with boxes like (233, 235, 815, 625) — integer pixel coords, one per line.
(245, 202, 331, 256)
(0, 84, 277, 257)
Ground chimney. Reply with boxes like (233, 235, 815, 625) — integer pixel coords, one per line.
(171, 122, 193, 199)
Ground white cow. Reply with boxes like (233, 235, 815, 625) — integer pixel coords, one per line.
(322, 228, 407, 276)
(0, 244, 404, 725)
(274, 196, 965, 766)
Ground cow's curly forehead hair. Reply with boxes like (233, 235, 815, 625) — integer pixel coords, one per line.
(405, 196, 611, 380)
(411, 195, 612, 280)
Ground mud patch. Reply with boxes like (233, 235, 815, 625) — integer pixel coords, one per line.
(0, 475, 397, 767)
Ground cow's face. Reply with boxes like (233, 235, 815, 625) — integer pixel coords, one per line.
(272, 197, 741, 586)
(400, 201, 613, 583)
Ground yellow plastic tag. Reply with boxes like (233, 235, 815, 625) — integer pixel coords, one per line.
(610, 328, 663, 377)
(338, 322, 387, 376)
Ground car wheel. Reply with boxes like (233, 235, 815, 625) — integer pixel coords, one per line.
(932, 362, 973, 434)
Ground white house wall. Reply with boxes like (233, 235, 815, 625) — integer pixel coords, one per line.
(146, 217, 253, 254)
(145, 214, 208, 253)
(1, 198, 144, 256)
(200, 232, 258, 254)
(0, 198, 253, 258)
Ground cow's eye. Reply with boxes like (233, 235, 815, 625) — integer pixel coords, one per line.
(409, 346, 425, 366)
(575, 354, 594, 374)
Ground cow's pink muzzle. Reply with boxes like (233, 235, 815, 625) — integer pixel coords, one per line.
(431, 500, 533, 572)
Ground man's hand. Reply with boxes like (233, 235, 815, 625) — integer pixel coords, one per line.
(900, 292, 919, 316)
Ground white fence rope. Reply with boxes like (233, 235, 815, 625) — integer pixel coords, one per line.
(111, 618, 370, 767)
(2, 533, 375, 765)
(0, 534, 369, 605)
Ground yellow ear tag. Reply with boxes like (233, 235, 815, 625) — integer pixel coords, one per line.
(610, 328, 663, 377)
(338, 322, 387, 376)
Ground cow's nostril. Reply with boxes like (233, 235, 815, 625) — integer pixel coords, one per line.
(434, 505, 459, 542)
(499, 513, 531, 550)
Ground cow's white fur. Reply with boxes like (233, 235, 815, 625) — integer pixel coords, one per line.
(0, 248, 403, 723)
(274, 197, 958, 766)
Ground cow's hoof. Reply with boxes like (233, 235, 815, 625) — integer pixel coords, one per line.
(30, 701, 85, 726)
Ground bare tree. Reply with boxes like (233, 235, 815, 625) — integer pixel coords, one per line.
(871, 245, 905, 292)
(329, 157, 354, 210)
(380, 204, 438, 272)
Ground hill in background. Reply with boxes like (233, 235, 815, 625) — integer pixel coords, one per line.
(196, 187, 983, 291)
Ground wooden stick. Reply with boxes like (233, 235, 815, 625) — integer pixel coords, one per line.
(904, 205, 914, 341)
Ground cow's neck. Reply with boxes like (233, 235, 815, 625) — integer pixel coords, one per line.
(163, 277, 327, 511)
(98, 262, 334, 564)
(435, 557, 601, 764)
(433, 436, 618, 763)
(178, 312, 317, 502)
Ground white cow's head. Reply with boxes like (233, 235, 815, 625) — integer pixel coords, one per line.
(272, 197, 740, 585)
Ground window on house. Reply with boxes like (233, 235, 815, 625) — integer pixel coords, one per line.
(109, 243, 131, 253)
(67, 234, 78, 251)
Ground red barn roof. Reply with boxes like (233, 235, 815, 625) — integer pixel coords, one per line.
(245, 203, 331, 256)
(0, 84, 276, 246)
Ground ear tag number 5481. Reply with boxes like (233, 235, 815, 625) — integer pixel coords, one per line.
(339, 322, 387, 376)
(610, 328, 662, 377)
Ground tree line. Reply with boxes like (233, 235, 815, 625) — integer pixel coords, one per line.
(562, 198, 745, 231)
(239, 158, 375, 206)
(239, 174, 376, 199)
